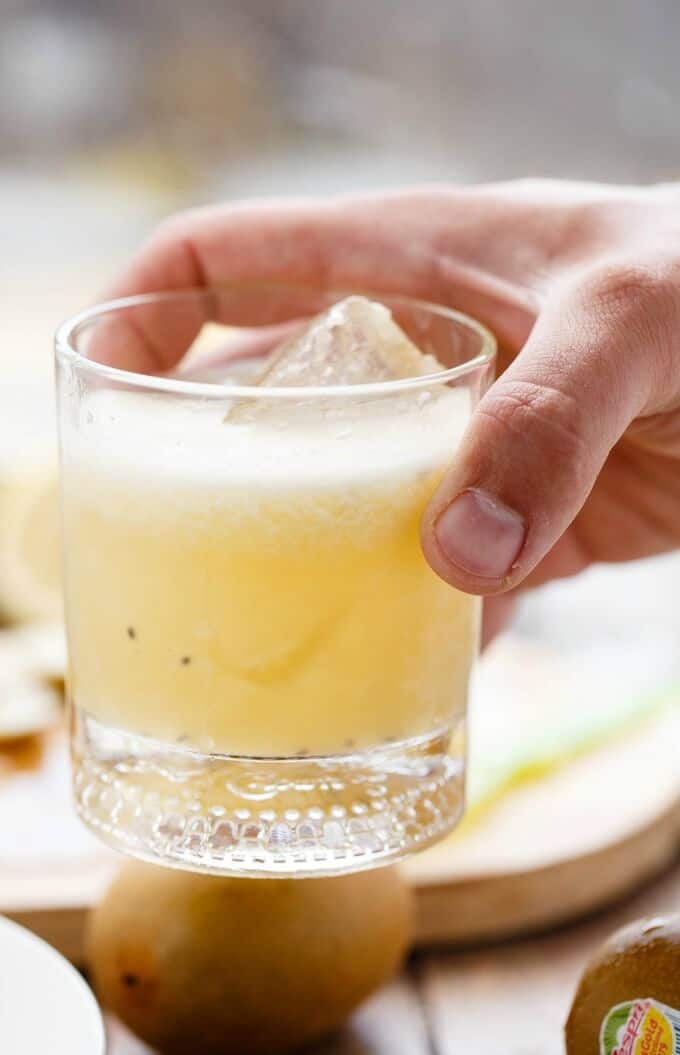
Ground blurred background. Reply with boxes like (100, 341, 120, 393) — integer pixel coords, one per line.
(1, 0, 680, 826)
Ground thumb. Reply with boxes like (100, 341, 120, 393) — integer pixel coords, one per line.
(421, 266, 672, 594)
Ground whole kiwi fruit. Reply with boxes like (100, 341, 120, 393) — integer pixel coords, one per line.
(566, 914, 680, 1054)
(87, 861, 413, 1055)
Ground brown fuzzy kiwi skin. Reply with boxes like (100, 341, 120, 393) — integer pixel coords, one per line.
(87, 862, 414, 1055)
(565, 915, 680, 1055)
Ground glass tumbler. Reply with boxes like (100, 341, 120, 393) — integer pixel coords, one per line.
(56, 285, 495, 876)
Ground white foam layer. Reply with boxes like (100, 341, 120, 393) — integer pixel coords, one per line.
(64, 385, 471, 501)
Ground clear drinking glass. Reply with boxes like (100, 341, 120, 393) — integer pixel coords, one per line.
(56, 285, 495, 876)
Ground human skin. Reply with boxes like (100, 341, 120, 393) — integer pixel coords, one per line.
(102, 180, 680, 622)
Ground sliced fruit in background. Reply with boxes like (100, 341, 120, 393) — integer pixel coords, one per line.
(465, 681, 679, 827)
(0, 621, 68, 696)
(457, 593, 680, 830)
(0, 678, 61, 742)
(0, 462, 61, 625)
(0, 622, 65, 742)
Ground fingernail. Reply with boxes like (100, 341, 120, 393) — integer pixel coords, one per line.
(434, 489, 526, 580)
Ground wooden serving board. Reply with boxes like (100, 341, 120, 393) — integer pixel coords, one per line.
(405, 708, 680, 944)
(0, 709, 677, 963)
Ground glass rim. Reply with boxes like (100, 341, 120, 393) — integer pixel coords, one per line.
(55, 285, 497, 400)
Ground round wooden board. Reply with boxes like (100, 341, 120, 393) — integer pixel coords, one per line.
(404, 709, 680, 945)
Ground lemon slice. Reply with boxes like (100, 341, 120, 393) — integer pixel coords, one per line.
(0, 462, 62, 624)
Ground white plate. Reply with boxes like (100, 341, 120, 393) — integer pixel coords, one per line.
(0, 915, 105, 1054)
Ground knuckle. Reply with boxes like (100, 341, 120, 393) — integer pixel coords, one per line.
(585, 261, 680, 321)
(580, 259, 680, 403)
(478, 379, 589, 470)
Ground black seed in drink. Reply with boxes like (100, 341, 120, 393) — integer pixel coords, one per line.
(385, 735, 398, 743)
(180, 656, 191, 666)
(343, 738, 355, 750)
(121, 973, 139, 987)
(296, 748, 309, 757)
(177, 733, 190, 744)
(127, 627, 136, 640)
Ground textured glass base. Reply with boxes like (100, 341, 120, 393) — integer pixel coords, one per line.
(71, 708, 465, 876)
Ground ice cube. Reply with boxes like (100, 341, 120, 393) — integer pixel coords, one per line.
(255, 296, 442, 387)
(226, 296, 444, 423)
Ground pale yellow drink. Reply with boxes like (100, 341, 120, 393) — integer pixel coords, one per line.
(62, 386, 477, 759)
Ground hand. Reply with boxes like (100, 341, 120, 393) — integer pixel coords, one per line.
(105, 180, 680, 602)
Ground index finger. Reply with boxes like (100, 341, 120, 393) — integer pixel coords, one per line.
(95, 189, 535, 372)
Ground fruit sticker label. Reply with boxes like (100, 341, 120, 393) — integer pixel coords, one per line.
(600, 998, 680, 1055)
